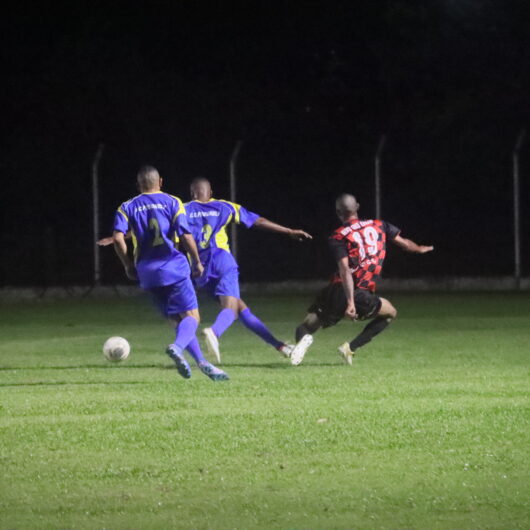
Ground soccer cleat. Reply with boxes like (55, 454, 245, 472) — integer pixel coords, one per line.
(166, 344, 192, 379)
(290, 334, 314, 366)
(338, 342, 355, 366)
(278, 343, 295, 358)
(202, 327, 221, 363)
(198, 361, 230, 382)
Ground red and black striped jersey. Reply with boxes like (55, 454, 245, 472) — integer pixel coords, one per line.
(328, 218, 400, 292)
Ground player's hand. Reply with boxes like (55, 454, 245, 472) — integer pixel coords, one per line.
(289, 229, 313, 241)
(125, 264, 137, 281)
(345, 301, 357, 320)
(192, 261, 204, 278)
(418, 245, 434, 254)
(97, 237, 114, 247)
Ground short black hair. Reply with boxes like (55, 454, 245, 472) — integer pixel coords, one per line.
(137, 165, 160, 189)
(190, 176, 211, 188)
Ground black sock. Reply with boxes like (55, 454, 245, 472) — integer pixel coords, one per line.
(295, 325, 309, 342)
(350, 317, 391, 351)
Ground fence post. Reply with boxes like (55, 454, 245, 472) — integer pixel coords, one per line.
(513, 130, 526, 289)
(92, 143, 104, 286)
(230, 140, 243, 259)
(375, 135, 386, 219)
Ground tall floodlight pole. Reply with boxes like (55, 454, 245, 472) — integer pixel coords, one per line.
(513, 129, 526, 289)
(375, 135, 387, 219)
(230, 140, 243, 260)
(92, 143, 105, 286)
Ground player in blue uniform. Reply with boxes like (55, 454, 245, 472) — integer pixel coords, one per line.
(186, 177, 312, 362)
(112, 166, 229, 381)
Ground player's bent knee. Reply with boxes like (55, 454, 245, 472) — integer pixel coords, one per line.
(384, 308, 397, 320)
(237, 298, 248, 314)
(181, 309, 200, 323)
(378, 298, 397, 320)
(220, 295, 239, 314)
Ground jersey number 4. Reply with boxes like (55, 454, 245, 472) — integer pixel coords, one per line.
(351, 226, 379, 260)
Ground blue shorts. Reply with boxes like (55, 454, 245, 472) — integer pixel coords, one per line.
(196, 249, 241, 299)
(149, 277, 198, 317)
(203, 268, 240, 299)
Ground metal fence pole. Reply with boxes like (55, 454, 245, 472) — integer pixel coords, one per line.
(230, 140, 243, 260)
(375, 135, 386, 219)
(92, 143, 105, 286)
(513, 130, 526, 289)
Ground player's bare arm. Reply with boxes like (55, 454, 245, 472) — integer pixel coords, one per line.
(98, 231, 131, 247)
(337, 256, 357, 320)
(180, 233, 204, 278)
(253, 217, 312, 241)
(112, 230, 137, 280)
(393, 234, 434, 254)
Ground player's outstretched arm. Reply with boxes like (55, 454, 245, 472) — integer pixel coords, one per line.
(98, 236, 114, 247)
(180, 233, 204, 278)
(393, 234, 434, 254)
(98, 231, 132, 247)
(253, 217, 312, 241)
(113, 231, 137, 280)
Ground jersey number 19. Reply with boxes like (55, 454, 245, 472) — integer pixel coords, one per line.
(351, 226, 379, 260)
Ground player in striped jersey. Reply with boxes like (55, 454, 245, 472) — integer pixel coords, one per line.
(290, 193, 433, 366)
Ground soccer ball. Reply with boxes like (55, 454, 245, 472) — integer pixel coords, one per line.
(102, 336, 130, 362)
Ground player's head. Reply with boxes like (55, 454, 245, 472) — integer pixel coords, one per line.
(190, 177, 212, 201)
(137, 165, 162, 192)
(335, 193, 359, 222)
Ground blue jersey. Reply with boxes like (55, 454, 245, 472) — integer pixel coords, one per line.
(114, 192, 191, 289)
(185, 199, 259, 279)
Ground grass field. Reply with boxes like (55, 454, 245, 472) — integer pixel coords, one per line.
(0, 292, 529, 529)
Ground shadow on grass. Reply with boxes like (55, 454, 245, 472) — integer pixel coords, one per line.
(222, 362, 340, 369)
(1, 361, 342, 371)
(218, 362, 289, 369)
(0, 363, 164, 371)
(0, 380, 151, 387)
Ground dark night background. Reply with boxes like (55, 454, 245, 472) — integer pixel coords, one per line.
(2, 1, 529, 286)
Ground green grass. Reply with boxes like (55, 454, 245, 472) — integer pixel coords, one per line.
(0, 292, 529, 529)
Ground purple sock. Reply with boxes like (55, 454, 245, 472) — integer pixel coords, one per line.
(239, 308, 283, 349)
(211, 308, 236, 338)
(186, 337, 206, 365)
(174, 316, 199, 351)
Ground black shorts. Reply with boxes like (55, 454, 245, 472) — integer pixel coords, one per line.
(308, 283, 382, 328)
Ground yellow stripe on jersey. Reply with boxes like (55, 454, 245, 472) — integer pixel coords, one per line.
(131, 230, 139, 264)
(170, 195, 186, 222)
(218, 200, 241, 224)
(214, 213, 233, 251)
(117, 207, 128, 221)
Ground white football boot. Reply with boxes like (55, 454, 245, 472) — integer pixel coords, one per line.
(338, 342, 355, 366)
(290, 334, 314, 366)
(202, 327, 221, 364)
(278, 343, 295, 358)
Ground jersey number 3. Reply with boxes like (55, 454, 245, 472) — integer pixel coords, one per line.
(200, 224, 213, 249)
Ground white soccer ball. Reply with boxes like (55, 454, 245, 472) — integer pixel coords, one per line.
(102, 336, 130, 362)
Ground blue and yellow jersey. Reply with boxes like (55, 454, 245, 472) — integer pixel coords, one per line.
(114, 192, 191, 289)
(185, 198, 259, 268)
